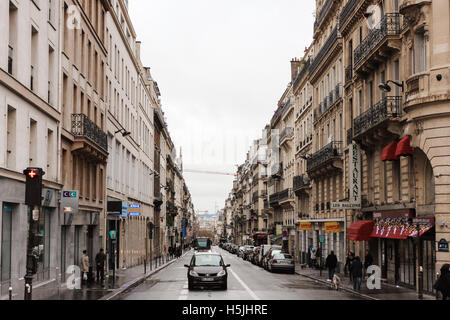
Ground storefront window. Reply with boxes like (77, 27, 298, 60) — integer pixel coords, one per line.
(32, 208, 51, 282)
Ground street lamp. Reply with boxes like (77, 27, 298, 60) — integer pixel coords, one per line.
(378, 80, 405, 93)
(115, 128, 131, 137)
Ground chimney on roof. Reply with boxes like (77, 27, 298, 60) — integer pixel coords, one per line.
(290, 58, 302, 83)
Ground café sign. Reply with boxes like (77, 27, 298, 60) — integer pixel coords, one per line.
(349, 143, 361, 204)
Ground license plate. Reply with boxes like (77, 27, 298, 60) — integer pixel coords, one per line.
(202, 278, 214, 281)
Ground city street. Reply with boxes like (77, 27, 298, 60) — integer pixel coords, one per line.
(119, 247, 365, 300)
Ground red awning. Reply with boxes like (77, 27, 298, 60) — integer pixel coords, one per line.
(347, 220, 374, 242)
(381, 141, 400, 161)
(395, 136, 414, 158)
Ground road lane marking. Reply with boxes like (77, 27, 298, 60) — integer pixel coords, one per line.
(228, 268, 260, 300)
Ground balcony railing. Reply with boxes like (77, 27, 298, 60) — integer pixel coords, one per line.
(314, 0, 335, 32)
(71, 114, 107, 152)
(279, 188, 294, 202)
(280, 127, 294, 143)
(293, 174, 311, 191)
(345, 65, 353, 84)
(339, 0, 359, 29)
(353, 96, 402, 138)
(354, 13, 401, 68)
(310, 27, 340, 74)
(269, 192, 280, 205)
(307, 141, 343, 172)
(271, 162, 283, 177)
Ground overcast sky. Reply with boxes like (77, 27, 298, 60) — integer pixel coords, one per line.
(129, 0, 315, 215)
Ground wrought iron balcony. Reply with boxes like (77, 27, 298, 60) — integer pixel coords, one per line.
(280, 127, 294, 143)
(339, 0, 359, 29)
(354, 13, 402, 68)
(345, 65, 353, 84)
(307, 141, 343, 172)
(269, 191, 280, 206)
(71, 114, 107, 152)
(271, 162, 283, 177)
(310, 27, 340, 75)
(353, 96, 402, 138)
(313, 0, 336, 32)
(279, 188, 294, 202)
(293, 174, 311, 192)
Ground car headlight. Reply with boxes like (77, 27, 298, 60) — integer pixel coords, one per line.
(217, 270, 226, 277)
(189, 270, 199, 277)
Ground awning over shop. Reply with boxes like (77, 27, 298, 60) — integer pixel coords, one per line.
(395, 136, 414, 158)
(381, 141, 400, 161)
(347, 220, 374, 241)
(370, 218, 435, 239)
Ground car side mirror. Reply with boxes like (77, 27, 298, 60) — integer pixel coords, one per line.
(226, 264, 231, 268)
(184, 264, 190, 268)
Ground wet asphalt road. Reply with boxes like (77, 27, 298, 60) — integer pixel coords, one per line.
(119, 247, 366, 300)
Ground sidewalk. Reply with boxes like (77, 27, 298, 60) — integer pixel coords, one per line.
(295, 265, 436, 300)
(46, 250, 191, 300)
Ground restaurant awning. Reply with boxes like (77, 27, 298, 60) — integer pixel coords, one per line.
(381, 141, 400, 161)
(370, 218, 435, 239)
(395, 136, 414, 158)
(347, 220, 374, 241)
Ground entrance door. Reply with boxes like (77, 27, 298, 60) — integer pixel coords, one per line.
(74, 226, 82, 267)
(87, 225, 94, 264)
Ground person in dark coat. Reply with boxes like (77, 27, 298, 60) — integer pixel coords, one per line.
(325, 251, 338, 281)
(95, 249, 106, 282)
(351, 256, 363, 292)
(434, 264, 450, 300)
(364, 249, 374, 274)
(345, 251, 355, 282)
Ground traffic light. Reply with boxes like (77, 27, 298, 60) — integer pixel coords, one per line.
(23, 168, 45, 207)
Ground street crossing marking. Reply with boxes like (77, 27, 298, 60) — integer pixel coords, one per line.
(228, 268, 260, 300)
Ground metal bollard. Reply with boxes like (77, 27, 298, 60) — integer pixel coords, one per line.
(9, 287, 12, 301)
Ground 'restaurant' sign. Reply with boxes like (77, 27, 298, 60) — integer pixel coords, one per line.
(325, 222, 341, 234)
(349, 143, 361, 205)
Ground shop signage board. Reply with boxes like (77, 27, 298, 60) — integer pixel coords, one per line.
(122, 201, 128, 218)
(438, 239, 449, 252)
(61, 190, 79, 214)
(300, 222, 313, 231)
(331, 202, 361, 209)
(349, 144, 361, 204)
(128, 203, 141, 216)
(325, 222, 341, 234)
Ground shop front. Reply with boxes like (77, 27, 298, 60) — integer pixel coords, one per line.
(347, 209, 436, 294)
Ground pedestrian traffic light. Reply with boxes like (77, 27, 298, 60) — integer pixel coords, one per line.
(23, 168, 45, 207)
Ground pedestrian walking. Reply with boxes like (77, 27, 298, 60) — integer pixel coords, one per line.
(325, 251, 338, 281)
(95, 249, 106, 282)
(351, 256, 363, 292)
(345, 251, 355, 282)
(81, 250, 90, 284)
(310, 248, 317, 269)
(434, 264, 450, 300)
(364, 249, 374, 277)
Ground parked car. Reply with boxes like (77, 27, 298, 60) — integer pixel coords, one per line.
(263, 246, 282, 270)
(231, 244, 239, 254)
(237, 246, 246, 258)
(250, 247, 260, 265)
(242, 246, 254, 260)
(267, 253, 295, 274)
(257, 245, 277, 267)
(184, 252, 230, 290)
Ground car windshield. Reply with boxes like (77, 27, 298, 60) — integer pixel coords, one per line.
(271, 250, 281, 256)
(193, 255, 223, 267)
(274, 253, 292, 259)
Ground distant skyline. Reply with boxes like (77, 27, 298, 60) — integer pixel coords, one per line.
(129, 0, 315, 214)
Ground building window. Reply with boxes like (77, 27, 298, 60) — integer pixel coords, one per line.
(8, 2, 18, 76)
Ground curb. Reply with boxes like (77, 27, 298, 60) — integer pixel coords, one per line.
(295, 271, 378, 301)
(100, 250, 192, 301)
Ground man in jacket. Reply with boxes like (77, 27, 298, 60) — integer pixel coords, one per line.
(95, 249, 106, 282)
(81, 250, 90, 284)
(325, 251, 338, 281)
(345, 251, 355, 282)
(351, 256, 363, 292)
(364, 249, 374, 277)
